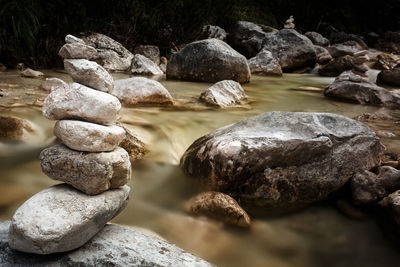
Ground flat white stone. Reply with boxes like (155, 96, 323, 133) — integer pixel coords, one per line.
(130, 54, 163, 76)
(199, 80, 247, 107)
(39, 78, 68, 92)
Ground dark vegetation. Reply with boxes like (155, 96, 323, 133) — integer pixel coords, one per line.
(1, 0, 400, 68)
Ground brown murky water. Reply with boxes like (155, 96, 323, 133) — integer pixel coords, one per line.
(1, 70, 400, 267)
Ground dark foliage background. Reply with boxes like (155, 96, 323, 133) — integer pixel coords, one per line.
(1, 0, 400, 68)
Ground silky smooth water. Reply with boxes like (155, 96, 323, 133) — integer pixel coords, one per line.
(1, 70, 400, 267)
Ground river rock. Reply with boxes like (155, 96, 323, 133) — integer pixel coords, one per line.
(83, 33, 134, 71)
(327, 41, 363, 58)
(40, 144, 131, 195)
(167, 38, 251, 83)
(130, 54, 163, 76)
(118, 125, 147, 162)
(113, 77, 173, 105)
(0, 221, 212, 266)
(185, 191, 250, 227)
(319, 55, 354, 76)
(199, 80, 247, 108)
(54, 120, 125, 152)
(39, 77, 68, 92)
(133, 45, 160, 65)
(377, 66, 400, 86)
(20, 68, 44, 78)
(200, 25, 227, 41)
(248, 49, 282, 76)
(324, 71, 400, 108)
(64, 59, 114, 92)
(262, 29, 317, 71)
(314, 45, 332, 65)
(0, 116, 33, 140)
(65, 34, 85, 44)
(59, 42, 97, 60)
(351, 166, 400, 205)
(43, 82, 121, 125)
(180, 111, 384, 210)
(305, 32, 330, 47)
(8, 184, 130, 254)
(373, 53, 400, 70)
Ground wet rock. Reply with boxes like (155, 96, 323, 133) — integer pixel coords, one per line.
(0, 63, 6, 72)
(54, 120, 125, 152)
(0, 221, 213, 266)
(354, 112, 394, 123)
(64, 59, 114, 93)
(328, 32, 368, 50)
(159, 56, 167, 73)
(377, 66, 400, 86)
(305, 32, 330, 47)
(372, 53, 400, 70)
(167, 39, 250, 83)
(65, 34, 85, 44)
(200, 25, 227, 41)
(319, 56, 356, 77)
(327, 41, 363, 58)
(40, 144, 130, 195)
(185, 191, 251, 227)
(20, 68, 44, 78)
(133, 45, 160, 65)
(199, 80, 247, 108)
(324, 71, 400, 108)
(83, 33, 134, 71)
(262, 29, 316, 71)
(378, 190, 400, 237)
(59, 42, 97, 60)
(180, 111, 384, 210)
(248, 49, 282, 76)
(314, 45, 332, 65)
(113, 77, 173, 105)
(130, 54, 163, 76)
(43, 82, 121, 125)
(118, 125, 147, 162)
(39, 77, 68, 92)
(8, 184, 130, 254)
(0, 116, 33, 140)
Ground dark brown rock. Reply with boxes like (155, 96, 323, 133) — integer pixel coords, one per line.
(319, 55, 354, 76)
(377, 66, 400, 86)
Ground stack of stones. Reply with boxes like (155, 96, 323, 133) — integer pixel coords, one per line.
(7, 35, 131, 255)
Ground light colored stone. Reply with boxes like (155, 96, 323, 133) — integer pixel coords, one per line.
(64, 59, 114, 92)
(199, 80, 247, 107)
(118, 124, 147, 162)
(248, 49, 282, 76)
(59, 43, 97, 60)
(113, 77, 173, 105)
(65, 34, 85, 44)
(43, 82, 121, 125)
(8, 184, 130, 254)
(305, 32, 330, 46)
(40, 144, 131, 195)
(20, 68, 44, 78)
(54, 120, 125, 152)
(39, 78, 68, 92)
(130, 54, 163, 76)
(133, 45, 160, 65)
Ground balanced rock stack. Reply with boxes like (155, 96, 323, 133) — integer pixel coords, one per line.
(7, 34, 131, 255)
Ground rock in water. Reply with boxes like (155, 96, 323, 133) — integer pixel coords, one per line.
(133, 45, 161, 65)
(305, 32, 330, 47)
(248, 49, 282, 76)
(43, 82, 121, 125)
(20, 68, 44, 78)
(113, 77, 173, 105)
(118, 125, 147, 162)
(0, 116, 33, 140)
(1, 221, 213, 266)
(40, 144, 131, 195)
(318, 55, 354, 76)
(130, 54, 163, 76)
(39, 78, 68, 92)
(327, 41, 363, 58)
(199, 80, 247, 107)
(54, 120, 126, 152)
(185, 191, 251, 227)
(64, 59, 114, 93)
(59, 43, 97, 60)
(180, 112, 384, 211)
(377, 66, 400, 86)
(8, 184, 130, 254)
(167, 38, 251, 83)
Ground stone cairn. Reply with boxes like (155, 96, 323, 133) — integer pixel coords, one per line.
(7, 35, 132, 255)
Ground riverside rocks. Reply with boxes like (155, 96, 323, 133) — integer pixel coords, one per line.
(8, 184, 130, 254)
(20, 68, 44, 78)
(319, 55, 354, 76)
(130, 54, 163, 76)
(248, 49, 282, 76)
(180, 111, 384, 210)
(327, 41, 363, 58)
(0, 116, 33, 140)
(59, 43, 97, 60)
(377, 66, 400, 86)
(167, 38, 251, 83)
(39, 78, 68, 92)
(305, 31, 330, 47)
(314, 45, 332, 65)
(133, 45, 161, 65)
(199, 80, 247, 107)
(200, 25, 227, 41)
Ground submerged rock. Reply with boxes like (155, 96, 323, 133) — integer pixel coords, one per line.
(40, 144, 131, 195)
(39, 78, 68, 92)
(199, 80, 247, 108)
(54, 120, 125, 152)
(305, 31, 330, 47)
(43, 82, 121, 125)
(248, 49, 282, 76)
(130, 54, 163, 76)
(200, 25, 227, 41)
(59, 43, 97, 60)
(20, 68, 44, 78)
(167, 38, 250, 83)
(180, 111, 384, 210)
(185, 191, 251, 227)
(113, 77, 173, 105)
(377, 66, 400, 86)
(0, 116, 33, 140)
(133, 45, 161, 65)
(8, 184, 130, 254)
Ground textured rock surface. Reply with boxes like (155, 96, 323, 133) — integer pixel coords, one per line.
(305, 31, 329, 46)
(59, 43, 97, 60)
(324, 71, 400, 108)
(64, 59, 114, 93)
(327, 41, 363, 58)
(54, 120, 125, 152)
(248, 49, 282, 76)
(200, 25, 227, 41)
(180, 111, 384, 210)
(43, 82, 121, 125)
(118, 125, 147, 162)
(319, 55, 354, 76)
(0, 116, 33, 140)
(65, 34, 85, 44)
(185, 191, 251, 227)
(20, 68, 44, 78)
(113, 77, 173, 105)
(133, 45, 160, 65)
(8, 184, 130, 254)
(167, 38, 250, 83)
(373, 53, 400, 70)
(314, 45, 332, 65)
(377, 66, 400, 86)
(199, 80, 247, 108)
(39, 78, 68, 92)
(130, 54, 163, 76)
(40, 144, 131, 195)
(0, 221, 213, 266)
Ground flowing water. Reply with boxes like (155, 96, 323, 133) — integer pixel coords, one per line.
(1, 70, 400, 267)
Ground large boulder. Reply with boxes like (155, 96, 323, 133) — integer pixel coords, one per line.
(314, 45, 332, 65)
(8, 184, 130, 254)
(133, 45, 160, 65)
(113, 77, 173, 105)
(199, 80, 247, 108)
(200, 25, 227, 41)
(305, 31, 330, 47)
(180, 111, 384, 210)
(318, 55, 354, 76)
(0, 221, 213, 266)
(83, 33, 134, 71)
(167, 39, 250, 83)
(324, 71, 400, 108)
(248, 49, 282, 76)
(377, 66, 400, 86)
(130, 54, 163, 76)
(262, 29, 317, 71)
(327, 41, 364, 58)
